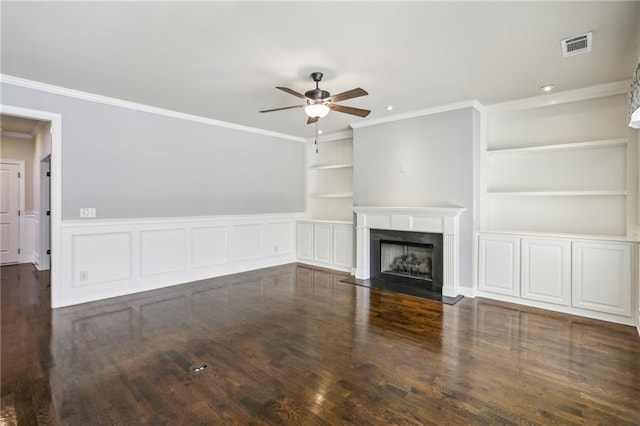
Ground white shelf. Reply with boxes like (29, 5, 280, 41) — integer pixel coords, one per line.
(309, 192, 353, 198)
(486, 190, 627, 197)
(309, 164, 353, 170)
(487, 138, 627, 155)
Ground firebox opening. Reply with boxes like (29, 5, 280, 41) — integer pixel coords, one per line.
(380, 240, 433, 281)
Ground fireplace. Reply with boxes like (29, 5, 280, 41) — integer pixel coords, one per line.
(370, 229, 443, 293)
(354, 206, 465, 299)
(380, 241, 433, 281)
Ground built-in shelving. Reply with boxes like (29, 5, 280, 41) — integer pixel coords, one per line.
(481, 90, 632, 237)
(486, 190, 627, 197)
(487, 138, 627, 155)
(306, 134, 354, 222)
(309, 192, 354, 198)
(309, 164, 353, 170)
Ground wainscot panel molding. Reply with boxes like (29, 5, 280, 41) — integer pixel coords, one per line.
(57, 213, 304, 307)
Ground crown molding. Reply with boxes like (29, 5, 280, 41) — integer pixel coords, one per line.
(350, 100, 483, 130)
(483, 80, 631, 113)
(0, 74, 305, 143)
(0, 130, 33, 140)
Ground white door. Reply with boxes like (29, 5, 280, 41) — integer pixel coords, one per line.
(0, 163, 20, 264)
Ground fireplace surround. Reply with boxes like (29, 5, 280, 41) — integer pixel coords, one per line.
(354, 206, 465, 298)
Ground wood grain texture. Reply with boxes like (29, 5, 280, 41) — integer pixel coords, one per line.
(2, 263, 639, 425)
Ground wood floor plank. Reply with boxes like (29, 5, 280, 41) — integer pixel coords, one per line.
(2, 263, 639, 424)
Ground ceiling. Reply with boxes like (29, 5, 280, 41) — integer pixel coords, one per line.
(1, 2, 639, 139)
(0, 114, 42, 136)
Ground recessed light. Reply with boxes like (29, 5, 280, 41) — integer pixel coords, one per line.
(540, 84, 555, 93)
(318, 130, 323, 134)
(386, 105, 394, 111)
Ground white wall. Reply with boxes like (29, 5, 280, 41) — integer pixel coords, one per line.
(353, 107, 477, 288)
(1, 82, 305, 220)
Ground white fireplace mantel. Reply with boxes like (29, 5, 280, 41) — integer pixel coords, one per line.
(354, 206, 466, 297)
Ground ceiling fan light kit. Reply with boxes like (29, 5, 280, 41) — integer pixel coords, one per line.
(304, 103, 330, 118)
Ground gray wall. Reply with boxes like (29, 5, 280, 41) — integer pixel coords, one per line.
(1, 83, 305, 219)
(353, 107, 477, 288)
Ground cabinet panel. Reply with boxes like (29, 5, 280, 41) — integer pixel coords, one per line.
(313, 224, 332, 264)
(296, 223, 313, 261)
(521, 238, 570, 306)
(572, 241, 632, 316)
(333, 225, 353, 269)
(478, 234, 520, 297)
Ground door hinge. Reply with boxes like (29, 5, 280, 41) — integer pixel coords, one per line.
(18, 248, 21, 254)
(47, 249, 51, 255)
(18, 172, 21, 178)
(18, 210, 21, 217)
(46, 171, 50, 177)
(46, 211, 50, 216)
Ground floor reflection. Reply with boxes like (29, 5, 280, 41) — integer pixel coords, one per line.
(3, 263, 640, 424)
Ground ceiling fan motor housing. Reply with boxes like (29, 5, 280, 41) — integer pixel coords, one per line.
(305, 88, 330, 101)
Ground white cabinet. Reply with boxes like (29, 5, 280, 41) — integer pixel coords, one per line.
(296, 221, 353, 273)
(333, 225, 354, 269)
(313, 224, 333, 264)
(478, 232, 635, 324)
(296, 222, 313, 261)
(521, 237, 571, 306)
(478, 234, 520, 297)
(572, 241, 632, 317)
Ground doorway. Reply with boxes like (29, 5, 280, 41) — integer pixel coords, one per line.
(0, 105, 61, 307)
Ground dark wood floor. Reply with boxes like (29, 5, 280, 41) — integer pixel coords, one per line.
(2, 263, 639, 425)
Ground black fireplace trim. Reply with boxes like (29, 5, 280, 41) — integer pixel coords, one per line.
(370, 229, 443, 293)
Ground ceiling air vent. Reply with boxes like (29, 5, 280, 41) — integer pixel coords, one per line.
(561, 32, 592, 57)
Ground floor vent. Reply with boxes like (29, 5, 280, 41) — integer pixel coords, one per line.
(189, 362, 209, 373)
(561, 32, 592, 57)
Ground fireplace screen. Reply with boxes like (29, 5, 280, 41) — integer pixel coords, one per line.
(380, 241, 433, 281)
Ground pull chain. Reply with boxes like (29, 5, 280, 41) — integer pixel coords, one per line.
(314, 121, 319, 154)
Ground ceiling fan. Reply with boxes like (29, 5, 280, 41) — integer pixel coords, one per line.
(259, 72, 371, 124)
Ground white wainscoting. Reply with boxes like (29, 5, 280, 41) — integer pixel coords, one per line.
(56, 213, 304, 307)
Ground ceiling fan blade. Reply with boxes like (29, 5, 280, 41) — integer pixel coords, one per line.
(327, 88, 368, 103)
(276, 86, 308, 100)
(259, 105, 304, 113)
(329, 104, 371, 118)
(307, 116, 319, 125)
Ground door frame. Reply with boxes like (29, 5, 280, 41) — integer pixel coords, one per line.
(0, 159, 25, 264)
(39, 156, 51, 270)
(1, 104, 62, 307)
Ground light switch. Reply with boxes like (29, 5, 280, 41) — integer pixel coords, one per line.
(79, 208, 96, 218)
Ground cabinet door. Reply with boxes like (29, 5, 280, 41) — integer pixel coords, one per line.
(521, 237, 570, 306)
(333, 225, 353, 269)
(478, 234, 520, 297)
(313, 224, 332, 264)
(572, 241, 632, 317)
(296, 222, 314, 261)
